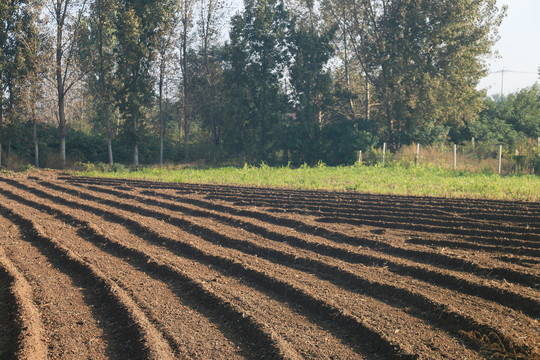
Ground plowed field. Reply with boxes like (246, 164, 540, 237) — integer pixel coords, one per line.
(0, 172, 538, 359)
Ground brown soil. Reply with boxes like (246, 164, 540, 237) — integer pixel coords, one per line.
(0, 171, 538, 359)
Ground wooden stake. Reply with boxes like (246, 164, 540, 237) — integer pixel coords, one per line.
(415, 143, 420, 166)
(382, 143, 387, 166)
(358, 150, 362, 165)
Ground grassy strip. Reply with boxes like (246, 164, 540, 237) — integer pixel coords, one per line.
(74, 163, 540, 202)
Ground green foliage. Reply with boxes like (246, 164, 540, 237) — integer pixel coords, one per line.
(466, 85, 540, 149)
(0, 0, 37, 167)
(223, 0, 293, 164)
(287, 17, 335, 165)
(114, 0, 173, 164)
(3, 0, 532, 175)
(355, 0, 505, 148)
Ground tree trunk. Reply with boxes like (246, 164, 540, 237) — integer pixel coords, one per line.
(210, 99, 217, 164)
(33, 116, 39, 168)
(98, 4, 114, 166)
(133, 118, 139, 166)
(105, 104, 113, 166)
(0, 96, 3, 169)
(182, 74, 189, 164)
(365, 72, 370, 121)
(342, 13, 355, 118)
(0, 94, 3, 168)
(239, 150, 244, 167)
(159, 54, 165, 167)
(182, 16, 189, 164)
(58, 95, 66, 167)
(133, 144, 139, 165)
(57, 16, 66, 168)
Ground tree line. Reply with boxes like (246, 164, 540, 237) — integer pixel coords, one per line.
(2, 0, 537, 170)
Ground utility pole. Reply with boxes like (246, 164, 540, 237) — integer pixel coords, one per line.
(490, 69, 537, 97)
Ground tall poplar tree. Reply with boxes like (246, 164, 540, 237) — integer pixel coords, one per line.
(197, 0, 225, 163)
(178, 0, 198, 163)
(345, 0, 506, 148)
(115, 0, 168, 165)
(48, 0, 87, 167)
(155, 1, 179, 166)
(80, 0, 118, 165)
(288, 1, 335, 165)
(224, 0, 292, 163)
(0, 0, 34, 168)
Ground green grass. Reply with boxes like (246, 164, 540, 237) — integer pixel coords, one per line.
(74, 163, 540, 202)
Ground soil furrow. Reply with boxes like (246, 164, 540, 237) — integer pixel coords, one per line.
(59, 182, 540, 355)
(7, 173, 538, 359)
(12, 179, 430, 359)
(1, 179, 365, 359)
(196, 194, 540, 234)
(0, 266, 18, 360)
(405, 237, 540, 258)
(0, 189, 256, 359)
(315, 215, 538, 242)
(66, 182, 538, 295)
(0, 191, 171, 360)
(0, 243, 46, 360)
(62, 176, 540, 218)
(28, 178, 538, 358)
(141, 188, 540, 261)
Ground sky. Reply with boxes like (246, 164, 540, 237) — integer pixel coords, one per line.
(477, 0, 540, 96)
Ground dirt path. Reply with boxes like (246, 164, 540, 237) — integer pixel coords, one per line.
(0, 172, 538, 359)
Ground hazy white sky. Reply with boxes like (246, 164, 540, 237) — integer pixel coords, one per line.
(478, 0, 540, 96)
(228, 0, 539, 96)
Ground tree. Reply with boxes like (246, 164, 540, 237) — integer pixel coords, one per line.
(499, 84, 540, 139)
(79, 0, 118, 165)
(155, 1, 180, 166)
(346, 0, 506, 149)
(288, 3, 336, 164)
(197, 0, 225, 163)
(0, 0, 32, 167)
(17, 2, 48, 168)
(178, 0, 198, 163)
(46, 0, 87, 167)
(320, 0, 363, 119)
(115, 0, 169, 165)
(224, 0, 292, 164)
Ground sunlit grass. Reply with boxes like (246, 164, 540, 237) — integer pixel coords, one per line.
(74, 163, 540, 202)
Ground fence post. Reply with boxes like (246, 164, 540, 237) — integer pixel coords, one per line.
(453, 144, 457, 171)
(382, 143, 387, 166)
(358, 150, 362, 165)
(415, 143, 420, 166)
(498, 145, 503, 175)
(472, 137, 475, 151)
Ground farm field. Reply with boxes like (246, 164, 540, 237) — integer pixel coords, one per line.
(0, 172, 538, 359)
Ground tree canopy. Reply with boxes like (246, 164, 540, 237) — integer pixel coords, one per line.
(3, 0, 535, 170)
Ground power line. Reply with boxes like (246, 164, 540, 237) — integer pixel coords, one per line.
(488, 69, 538, 96)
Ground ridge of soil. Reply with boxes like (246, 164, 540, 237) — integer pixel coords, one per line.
(0, 171, 538, 359)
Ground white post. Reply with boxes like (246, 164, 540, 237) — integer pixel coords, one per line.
(453, 144, 457, 171)
(472, 137, 475, 151)
(537, 137, 540, 147)
(382, 143, 387, 166)
(358, 150, 362, 165)
(415, 143, 420, 165)
(498, 145, 502, 175)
